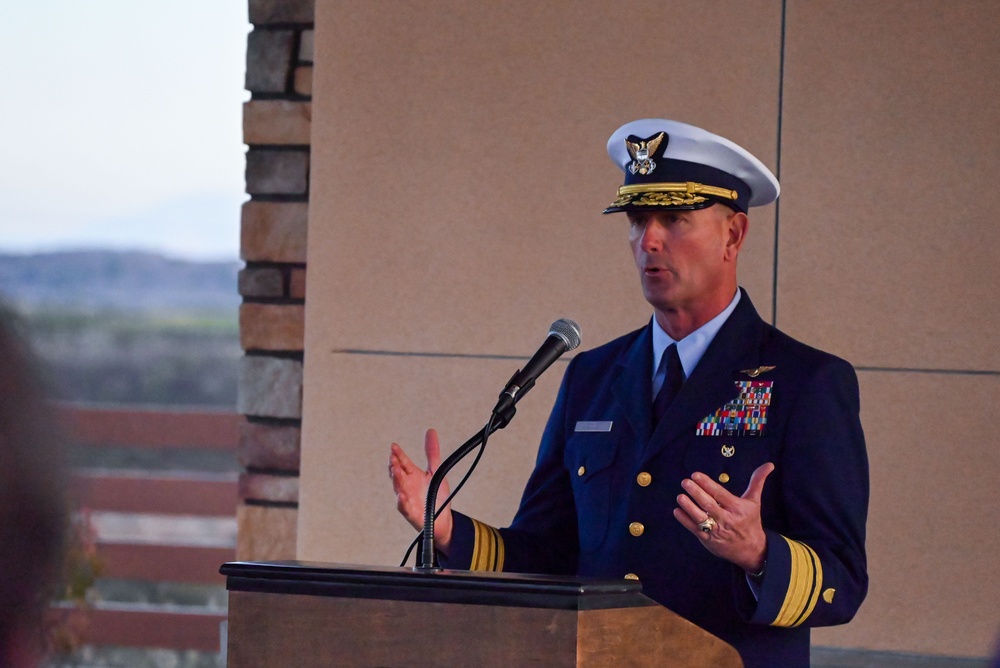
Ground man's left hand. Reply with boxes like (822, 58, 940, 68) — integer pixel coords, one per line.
(674, 463, 774, 573)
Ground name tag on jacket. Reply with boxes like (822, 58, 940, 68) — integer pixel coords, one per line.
(575, 421, 613, 432)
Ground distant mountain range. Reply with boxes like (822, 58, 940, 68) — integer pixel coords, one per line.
(0, 249, 241, 313)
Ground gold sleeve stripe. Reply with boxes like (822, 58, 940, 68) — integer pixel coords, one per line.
(469, 518, 505, 572)
(771, 537, 824, 628)
(794, 542, 823, 626)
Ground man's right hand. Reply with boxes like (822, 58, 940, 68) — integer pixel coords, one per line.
(389, 428, 453, 555)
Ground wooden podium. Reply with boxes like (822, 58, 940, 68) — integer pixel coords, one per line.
(222, 561, 742, 667)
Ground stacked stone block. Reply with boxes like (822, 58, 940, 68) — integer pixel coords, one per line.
(237, 0, 315, 560)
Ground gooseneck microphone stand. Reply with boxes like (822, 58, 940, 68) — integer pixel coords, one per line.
(412, 318, 581, 571)
(417, 403, 517, 571)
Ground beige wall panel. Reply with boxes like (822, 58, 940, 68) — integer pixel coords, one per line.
(298, 353, 565, 564)
(812, 370, 1000, 657)
(301, 0, 784, 565)
(307, 0, 781, 360)
(777, 1, 1000, 370)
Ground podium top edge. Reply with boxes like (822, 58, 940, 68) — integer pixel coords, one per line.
(220, 560, 652, 611)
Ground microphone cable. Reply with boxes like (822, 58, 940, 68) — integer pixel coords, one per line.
(397, 411, 501, 568)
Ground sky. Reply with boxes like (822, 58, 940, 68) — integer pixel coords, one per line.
(0, 2, 250, 261)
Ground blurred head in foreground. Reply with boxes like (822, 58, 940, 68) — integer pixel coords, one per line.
(0, 314, 69, 666)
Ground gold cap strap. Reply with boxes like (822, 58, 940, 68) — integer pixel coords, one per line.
(611, 181, 738, 209)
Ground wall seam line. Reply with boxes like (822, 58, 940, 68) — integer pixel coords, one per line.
(856, 367, 1000, 377)
(330, 349, 571, 363)
(772, 0, 788, 327)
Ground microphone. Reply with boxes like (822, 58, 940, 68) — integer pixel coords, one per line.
(493, 318, 582, 417)
(417, 318, 582, 570)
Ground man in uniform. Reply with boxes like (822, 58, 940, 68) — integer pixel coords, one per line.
(389, 118, 869, 668)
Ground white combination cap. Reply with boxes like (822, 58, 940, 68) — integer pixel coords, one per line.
(603, 118, 779, 214)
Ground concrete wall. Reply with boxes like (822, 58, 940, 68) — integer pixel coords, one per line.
(296, 0, 1000, 658)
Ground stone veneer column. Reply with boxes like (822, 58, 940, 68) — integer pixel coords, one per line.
(236, 0, 314, 561)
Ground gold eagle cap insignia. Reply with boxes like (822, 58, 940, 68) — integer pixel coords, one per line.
(626, 132, 665, 175)
(740, 365, 776, 378)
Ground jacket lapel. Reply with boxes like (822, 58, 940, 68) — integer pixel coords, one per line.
(610, 323, 654, 446)
(642, 290, 767, 462)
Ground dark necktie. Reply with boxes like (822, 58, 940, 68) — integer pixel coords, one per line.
(652, 343, 684, 428)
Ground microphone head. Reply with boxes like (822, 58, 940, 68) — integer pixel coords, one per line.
(549, 318, 582, 351)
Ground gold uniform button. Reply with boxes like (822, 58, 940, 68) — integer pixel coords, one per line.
(636, 472, 652, 487)
(718, 473, 730, 483)
(628, 522, 645, 537)
(624, 573, 639, 581)
(577, 466, 586, 476)
(823, 588, 836, 603)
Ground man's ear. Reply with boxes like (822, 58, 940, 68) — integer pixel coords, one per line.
(724, 211, 750, 261)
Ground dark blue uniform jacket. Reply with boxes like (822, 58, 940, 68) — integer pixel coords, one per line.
(442, 291, 869, 668)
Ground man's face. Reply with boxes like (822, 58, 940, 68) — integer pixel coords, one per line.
(627, 204, 741, 317)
